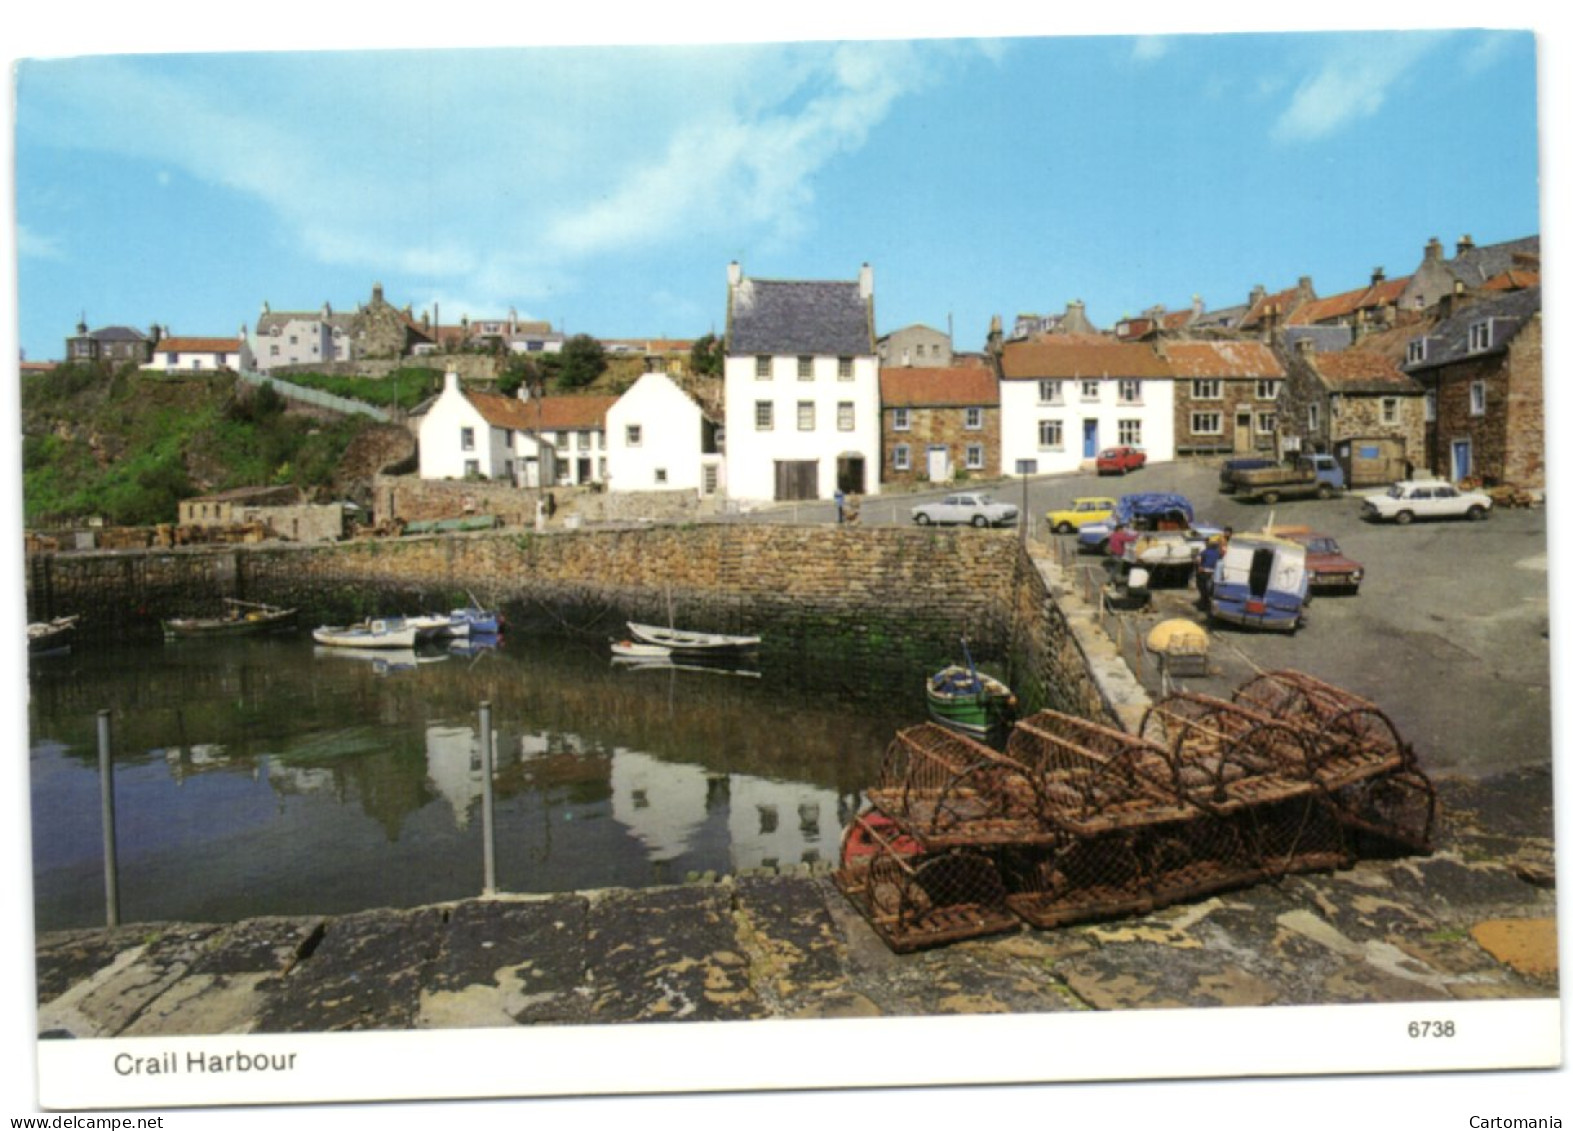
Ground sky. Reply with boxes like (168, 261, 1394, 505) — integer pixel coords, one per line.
(8, 17, 1546, 362)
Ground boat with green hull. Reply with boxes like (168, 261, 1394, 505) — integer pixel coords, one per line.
(925, 663, 1016, 739)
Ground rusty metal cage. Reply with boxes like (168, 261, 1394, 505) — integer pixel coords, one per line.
(1005, 710, 1196, 833)
(1138, 692, 1320, 813)
(833, 812, 1020, 952)
(867, 724, 1055, 848)
(1231, 670, 1414, 788)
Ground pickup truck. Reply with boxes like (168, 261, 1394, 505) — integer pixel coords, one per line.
(1227, 454, 1347, 504)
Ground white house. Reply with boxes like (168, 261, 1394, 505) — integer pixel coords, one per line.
(249, 302, 352, 372)
(723, 262, 881, 503)
(605, 372, 724, 495)
(141, 332, 254, 374)
(996, 338, 1176, 475)
(417, 372, 616, 488)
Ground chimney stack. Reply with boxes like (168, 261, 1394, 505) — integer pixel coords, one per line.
(727, 261, 742, 288)
(1425, 237, 1444, 262)
(1371, 267, 1386, 285)
(858, 262, 874, 300)
(1456, 234, 1476, 256)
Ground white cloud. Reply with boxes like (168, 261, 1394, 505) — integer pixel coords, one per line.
(1270, 33, 1446, 142)
(1132, 37, 1170, 62)
(16, 224, 65, 261)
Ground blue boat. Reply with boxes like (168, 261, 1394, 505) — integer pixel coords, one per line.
(1209, 533, 1310, 633)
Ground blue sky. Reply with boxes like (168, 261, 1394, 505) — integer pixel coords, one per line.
(9, 22, 1545, 361)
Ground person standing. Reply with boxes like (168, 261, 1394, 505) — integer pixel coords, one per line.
(834, 488, 846, 525)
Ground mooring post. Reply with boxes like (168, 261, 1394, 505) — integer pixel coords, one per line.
(96, 709, 121, 928)
(478, 700, 497, 896)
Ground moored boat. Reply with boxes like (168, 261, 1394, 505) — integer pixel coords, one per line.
(163, 600, 297, 640)
(626, 621, 761, 655)
(312, 617, 428, 650)
(27, 615, 80, 656)
(926, 663, 1017, 739)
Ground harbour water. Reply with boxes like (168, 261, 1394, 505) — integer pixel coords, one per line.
(26, 631, 920, 931)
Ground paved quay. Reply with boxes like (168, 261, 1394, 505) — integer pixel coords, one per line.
(35, 768, 1556, 1037)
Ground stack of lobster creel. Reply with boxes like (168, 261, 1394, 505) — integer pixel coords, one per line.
(833, 670, 1435, 953)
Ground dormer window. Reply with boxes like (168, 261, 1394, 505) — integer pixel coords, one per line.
(1406, 339, 1426, 365)
(1468, 321, 1492, 353)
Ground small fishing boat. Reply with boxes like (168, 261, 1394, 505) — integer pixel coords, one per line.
(312, 617, 429, 650)
(926, 642, 1016, 738)
(162, 600, 297, 640)
(611, 638, 675, 659)
(626, 622, 761, 655)
(27, 615, 80, 657)
(408, 605, 505, 639)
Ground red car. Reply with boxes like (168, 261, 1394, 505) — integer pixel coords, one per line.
(1277, 528, 1364, 594)
(1095, 445, 1147, 475)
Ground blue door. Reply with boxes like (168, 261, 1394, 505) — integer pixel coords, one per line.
(1083, 420, 1098, 459)
(1451, 440, 1472, 482)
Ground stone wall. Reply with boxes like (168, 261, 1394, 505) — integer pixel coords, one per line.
(372, 475, 718, 527)
(23, 525, 1119, 727)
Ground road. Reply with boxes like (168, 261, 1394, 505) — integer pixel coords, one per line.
(746, 461, 1552, 778)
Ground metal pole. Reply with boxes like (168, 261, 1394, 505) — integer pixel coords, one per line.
(479, 701, 497, 896)
(96, 710, 120, 928)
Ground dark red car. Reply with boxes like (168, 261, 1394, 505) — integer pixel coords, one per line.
(1095, 445, 1147, 475)
(1278, 528, 1364, 594)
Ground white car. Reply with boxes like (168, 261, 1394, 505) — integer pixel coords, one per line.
(1361, 480, 1492, 524)
(911, 492, 1019, 528)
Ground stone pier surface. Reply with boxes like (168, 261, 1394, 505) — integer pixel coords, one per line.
(35, 770, 1556, 1037)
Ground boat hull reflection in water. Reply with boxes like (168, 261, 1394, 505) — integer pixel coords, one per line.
(28, 634, 906, 930)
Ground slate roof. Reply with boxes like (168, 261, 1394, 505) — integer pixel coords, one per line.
(1447, 237, 1540, 289)
(1282, 326, 1354, 354)
(999, 338, 1172, 380)
(256, 310, 354, 334)
(1162, 341, 1284, 379)
(727, 278, 873, 357)
(86, 326, 150, 342)
(1403, 287, 1541, 373)
(1188, 304, 1249, 330)
(879, 366, 999, 408)
(1311, 352, 1421, 395)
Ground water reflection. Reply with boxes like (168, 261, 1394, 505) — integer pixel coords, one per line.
(28, 633, 912, 929)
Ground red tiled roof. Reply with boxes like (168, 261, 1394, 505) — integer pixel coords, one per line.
(1289, 275, 1412, 325)
(879, 366, 998, 407)
(155, 337, 242, 353)
(467, 390, 618, 431)
(1241, 286, 1307, 328)
(999, 339, 1171, 379)
(1482, 270, 1541, 292)
(1313, 352, 1418, 392)
(1162, 341, 1284, 379)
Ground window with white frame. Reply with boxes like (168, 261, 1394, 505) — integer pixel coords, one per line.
(1118, 379, 1142, 404)
(576, 431, 589, 450)
(1407, 339, 1427, 365)
(893, 407, 911, 432)
(1191, 412, 1223, 435)
(837, 402, 855, 431)
(464, 459, 480, 477)
(1424, 390, 1436, 423)
(797, 401, 815, 430)
(555, 431, 568, 448)
(1118, 420, 1142, 446)
(1037, 380, 1063, 405)
(1471, 381, 1487, 416)
(755, 355, 771, 379)
(755, 401, 774, 431)
(964, 407, 983, 430)
(1381, 398, 1399, 426)
(1256, 380, 1281, 400)
(966, 444, 984, 470)
(626, 424, 642, 447)
(1038, 419, 1064, 449)
(837, 356, 853, 380)
(654, 468, 668, 485)
(893, 444, 911, 471)
(461, 427, 475, 451)
(797, 356, 813, 380)
(1081, 379, 1100, 401)
(1468, 321, 1492, 353)
(1192, 379, 1222, 400)
(1257, 412, 1277, 434)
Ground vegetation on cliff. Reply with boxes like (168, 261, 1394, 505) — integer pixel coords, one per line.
(21, 363, 378, 527)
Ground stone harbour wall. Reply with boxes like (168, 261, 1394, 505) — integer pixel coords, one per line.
(24, 525, 1117, 724)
